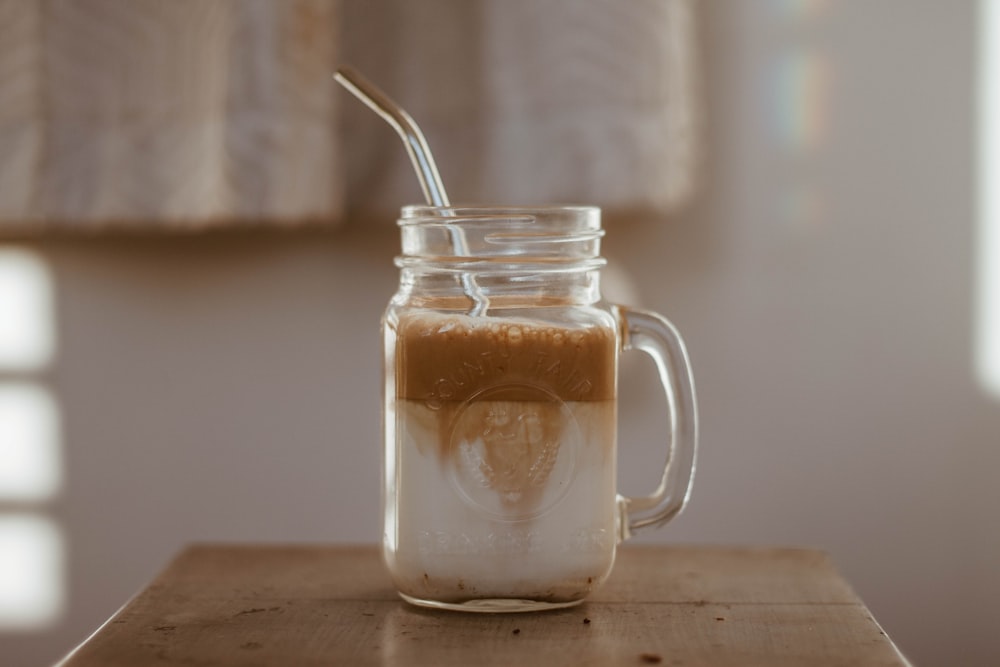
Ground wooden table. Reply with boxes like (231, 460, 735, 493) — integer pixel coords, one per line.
(58, 545, 911, 666)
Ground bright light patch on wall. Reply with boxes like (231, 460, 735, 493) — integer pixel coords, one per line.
(768, 0, 831, 153)
(0, 248, 55, 371)
(0, 515, 64, 629)
(771, 52, 830, 153)
(0, 383, 61, 502)
(978, 0, 1000, 399)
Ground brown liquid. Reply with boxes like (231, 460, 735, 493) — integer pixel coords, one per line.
(397, 313, 616, 403)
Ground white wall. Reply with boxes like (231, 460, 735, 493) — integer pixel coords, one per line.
(1, 2, 997, 666)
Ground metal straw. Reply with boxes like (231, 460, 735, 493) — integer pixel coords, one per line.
(333, 66, 487, 316)
(333, 66, 450, 207)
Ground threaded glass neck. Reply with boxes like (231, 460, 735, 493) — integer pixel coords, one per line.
(397, 206, 605, 272)
(394, 206, 606, 309)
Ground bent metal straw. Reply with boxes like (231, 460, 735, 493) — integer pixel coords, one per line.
(333, 66, 487, 315)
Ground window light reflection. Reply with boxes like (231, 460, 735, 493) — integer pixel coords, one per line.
(0, 244, 66, 633)
(978, 0, 1000, 399)
(0, 515, 64, 630)
(0, 248, 55, 372)
(0, 383, 61, 502)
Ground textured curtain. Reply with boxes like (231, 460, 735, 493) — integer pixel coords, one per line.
(340, 0, 701, 222)
(0, 0, 699, 233)
(0, 0, 341, 232)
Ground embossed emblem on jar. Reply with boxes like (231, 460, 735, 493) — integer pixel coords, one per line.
(448, 384, 578, 520)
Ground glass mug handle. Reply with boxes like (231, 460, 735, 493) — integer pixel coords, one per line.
(614, 306, 699, 542)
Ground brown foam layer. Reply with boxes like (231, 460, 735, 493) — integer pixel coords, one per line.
(396, 313, 616, 403)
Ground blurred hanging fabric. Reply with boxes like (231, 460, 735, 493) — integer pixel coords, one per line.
(0, 0, 699, 233)
(340, 0, 702, 223)
(0, 0, 342, 232)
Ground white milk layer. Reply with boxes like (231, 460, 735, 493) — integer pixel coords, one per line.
(385, 398, 617, 603)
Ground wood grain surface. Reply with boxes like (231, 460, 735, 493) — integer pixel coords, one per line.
(57, 545, 911, 667)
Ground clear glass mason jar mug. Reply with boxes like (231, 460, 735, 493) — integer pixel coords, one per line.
(382, 205, 698, 612)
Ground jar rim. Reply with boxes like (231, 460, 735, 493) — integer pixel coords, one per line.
(399, 204, 600, 224)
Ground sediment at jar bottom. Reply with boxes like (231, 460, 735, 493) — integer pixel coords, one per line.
(389, 565, 606, 606)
